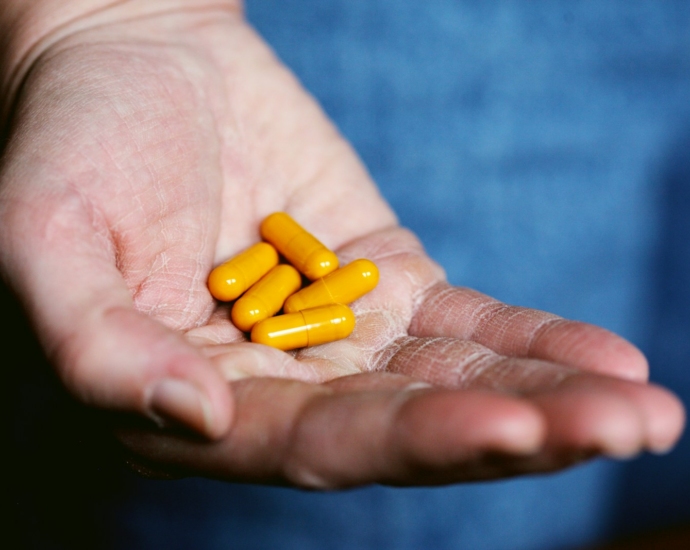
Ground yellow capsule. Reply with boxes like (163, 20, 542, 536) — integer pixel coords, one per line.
(231, 264, 302, 332)
(283, 259, 379, 313)
(251, 304, 355, 351)
(260, 212, 339, 280)
(208, 242, 279, 302)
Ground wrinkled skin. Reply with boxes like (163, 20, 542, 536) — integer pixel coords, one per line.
(0, 2, 684, 489)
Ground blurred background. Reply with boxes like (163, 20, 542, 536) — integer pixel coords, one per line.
(4, 1, 690, 548)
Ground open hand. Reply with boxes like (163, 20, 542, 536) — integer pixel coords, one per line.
(0, 1, 683, 488)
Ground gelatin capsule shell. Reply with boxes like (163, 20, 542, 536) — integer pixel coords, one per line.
(231, 264, 302, 332)
(251, 304, 355, 351)
(284, 258, 379, 313)
(208, 242, 279, 301)
(260, 212, 339, 280)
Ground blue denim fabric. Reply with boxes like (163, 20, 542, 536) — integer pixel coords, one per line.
(115, 2, 690, 549)
(216, 3, 689, 548)
(8, 1, 690, 549)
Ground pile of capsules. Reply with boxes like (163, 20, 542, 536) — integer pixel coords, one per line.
(207, 212, 379, 351)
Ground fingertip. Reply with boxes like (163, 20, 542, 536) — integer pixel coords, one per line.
(141, 341, 234, 439)
(644, 385, 686, 455)
(196, 368, 235, 439)
(560, 375, 686, 457)
(146, 376, 234, 440)
(58, 306, 234, 439)
(118, 310, 235, 439)
(147, 379, 215, 433)
(602, 337, 649, 383)
(536, 388, 645, 459)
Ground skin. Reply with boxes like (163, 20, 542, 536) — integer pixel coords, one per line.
(0, 1, 684, 489)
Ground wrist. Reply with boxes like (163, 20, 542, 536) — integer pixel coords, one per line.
(0, 0, 243, 128)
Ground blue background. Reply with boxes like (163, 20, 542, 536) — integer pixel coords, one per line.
(5, 1, 690, 549)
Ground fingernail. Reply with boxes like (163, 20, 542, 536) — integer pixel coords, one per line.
(604, 446, 642, 461)
(222, 368, 251, 381)
(147, 379, 214, 435)
(404, 382, 433, 391)
(648, 441, 677, 456)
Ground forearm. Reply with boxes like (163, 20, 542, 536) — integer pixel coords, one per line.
(0, 0, 243, 127)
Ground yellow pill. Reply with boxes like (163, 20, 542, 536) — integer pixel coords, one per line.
(231, 264, 302, 332)
(260, 212, 339, 280)
(283, 259, 379, 313)
(208, 242, 279, 302)
(251, 304, 355, 351)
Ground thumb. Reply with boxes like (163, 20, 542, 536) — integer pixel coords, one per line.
(0, 195, 233, 439)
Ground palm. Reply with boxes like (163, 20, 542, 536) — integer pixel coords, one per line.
(1, 9, 683, 488)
